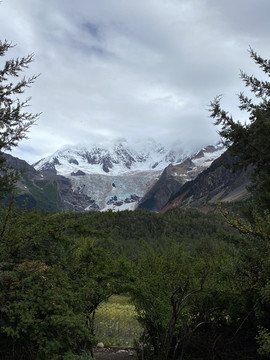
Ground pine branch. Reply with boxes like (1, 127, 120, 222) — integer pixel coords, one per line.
(249, 47, 270, 76)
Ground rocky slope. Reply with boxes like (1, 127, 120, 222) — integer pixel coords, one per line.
(160, 150, 252, 213)
(3, 154, 99, 212)
(138, 144, 225, 212)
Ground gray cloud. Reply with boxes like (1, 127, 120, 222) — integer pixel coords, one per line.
(0, 0, 270, 163)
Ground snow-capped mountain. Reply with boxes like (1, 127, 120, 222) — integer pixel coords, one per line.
(34, 138, 190, 176)
(33, 139, 225, 212)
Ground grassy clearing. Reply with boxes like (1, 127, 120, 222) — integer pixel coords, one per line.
(94, 295, 142, 346)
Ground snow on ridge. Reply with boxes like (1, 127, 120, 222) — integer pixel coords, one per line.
(33, 139, 225, 176)
(33, 139, 181, 176)
(191, 143, 225, 168)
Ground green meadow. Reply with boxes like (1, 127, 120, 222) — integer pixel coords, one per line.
(94, 295, 143, 346)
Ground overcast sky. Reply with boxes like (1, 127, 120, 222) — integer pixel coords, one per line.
(0, 0, 270, 163)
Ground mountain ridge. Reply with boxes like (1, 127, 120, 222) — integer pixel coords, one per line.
(3, 140, 231, 212)
(32, 139, 225, 211)
(160, 150, 252, 213)
(138, 144, 225, 212)
(33, 139, 196, 176)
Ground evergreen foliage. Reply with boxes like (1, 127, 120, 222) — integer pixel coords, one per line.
(0, 40, 40, 198)
(209, 48, 270, 358)
(0, 201, 269, 359)
(210, 48, 270, 209)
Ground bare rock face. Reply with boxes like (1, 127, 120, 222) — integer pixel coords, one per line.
(59, 177, 99, 212)
(138, 145, 226, 212)
(107, 194, 141, 208)
(71, 170, 86, 176)
(101, 155, 114, 173)
(38, 157, 60, 174)
(68, 158, 79, 165)
(138, 164, 186, 212)
(161, 150, 252, 213)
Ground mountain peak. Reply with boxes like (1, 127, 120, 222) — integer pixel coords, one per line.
(33, 139, 195, 176)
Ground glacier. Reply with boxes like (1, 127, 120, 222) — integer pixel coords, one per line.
(33, 139, 225, 212)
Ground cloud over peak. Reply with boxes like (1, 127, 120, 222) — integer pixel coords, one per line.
(0, 0, 269, 163)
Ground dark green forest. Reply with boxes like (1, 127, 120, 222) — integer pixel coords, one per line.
(1, 39, 270, 359)
(0, 203, 270, 359)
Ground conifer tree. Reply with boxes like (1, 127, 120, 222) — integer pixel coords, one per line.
(0, 40, 40, 197)
(210, 48, 270, 209)
(210, 49, 270, 357)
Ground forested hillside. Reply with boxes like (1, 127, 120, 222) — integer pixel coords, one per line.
(0, 205, 246, 358)
(1, 201, 269, 359)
